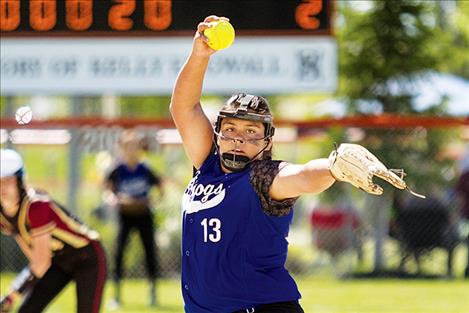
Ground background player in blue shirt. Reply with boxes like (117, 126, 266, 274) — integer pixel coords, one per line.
(170, 15, 338, 313)
(103, 129, 163, 308)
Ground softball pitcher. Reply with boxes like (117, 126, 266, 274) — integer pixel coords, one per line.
(170, 15, 418, 313)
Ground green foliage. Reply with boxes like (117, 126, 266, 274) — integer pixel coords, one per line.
(438, 1, 469, 78)
(336, 1, 465, 196)
(338, 1, 441, 112)
(119, 96, 172, 118)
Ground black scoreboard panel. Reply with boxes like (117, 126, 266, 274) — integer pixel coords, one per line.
(1, 0, 332, 36)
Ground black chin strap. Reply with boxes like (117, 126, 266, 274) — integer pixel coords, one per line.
(220, 153, 251, 172)
(213, 135, 271, 172)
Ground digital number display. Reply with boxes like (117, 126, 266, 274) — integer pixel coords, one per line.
(0, 0, 332, 36)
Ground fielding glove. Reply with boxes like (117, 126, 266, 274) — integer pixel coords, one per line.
(329, 143, 425, 198)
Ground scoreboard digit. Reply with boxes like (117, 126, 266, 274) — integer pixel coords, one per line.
(1, 0, 332, 36)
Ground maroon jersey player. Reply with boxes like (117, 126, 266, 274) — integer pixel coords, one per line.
(0, 149, 107, 313)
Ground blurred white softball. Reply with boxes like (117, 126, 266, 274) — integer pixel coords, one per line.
(15, 106, 33, 125)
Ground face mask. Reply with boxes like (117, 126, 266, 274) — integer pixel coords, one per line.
(220, 153, 251, 172)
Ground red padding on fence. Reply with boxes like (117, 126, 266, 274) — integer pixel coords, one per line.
(0, 114, 467, 129)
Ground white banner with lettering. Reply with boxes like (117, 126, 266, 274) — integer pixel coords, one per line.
(1, 37, 337, 95)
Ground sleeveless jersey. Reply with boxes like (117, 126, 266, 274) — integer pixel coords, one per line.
(0, 189, 99, 253)
(181, 152, 301, 313)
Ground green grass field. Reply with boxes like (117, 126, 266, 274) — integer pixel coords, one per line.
(1, 275, 468, 313)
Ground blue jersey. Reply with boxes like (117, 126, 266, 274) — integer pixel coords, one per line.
(181, 152, 301, 313)
(107, 162, 160, 200)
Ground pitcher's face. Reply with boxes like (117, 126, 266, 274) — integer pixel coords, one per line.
(217, 118, 271, 161)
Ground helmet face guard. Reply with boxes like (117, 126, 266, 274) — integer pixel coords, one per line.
(219, 153, 252, 172)
(214, 94, 275, 171)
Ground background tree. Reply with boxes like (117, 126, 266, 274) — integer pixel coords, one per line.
(336, 0, 465, 194)
(335, 0, 466, 272)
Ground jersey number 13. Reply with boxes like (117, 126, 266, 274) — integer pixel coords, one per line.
(201, 218, 221, 243)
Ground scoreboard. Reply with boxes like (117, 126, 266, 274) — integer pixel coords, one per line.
(0, 0, 332, 36)
(1, 0, 337, 95)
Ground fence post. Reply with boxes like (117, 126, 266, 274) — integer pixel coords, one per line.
(366, 189, 392, 272)
(67, 96, 83, 213)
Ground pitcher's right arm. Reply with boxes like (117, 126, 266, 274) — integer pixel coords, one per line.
(170, 16, 227, 169)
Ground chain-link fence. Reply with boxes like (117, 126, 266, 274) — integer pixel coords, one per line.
(1, 119, 468, 280)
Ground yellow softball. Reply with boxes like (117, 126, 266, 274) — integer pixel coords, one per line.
(203, 20, 235, 50)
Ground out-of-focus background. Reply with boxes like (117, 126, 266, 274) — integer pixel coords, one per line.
(1, 1, 468, 312)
